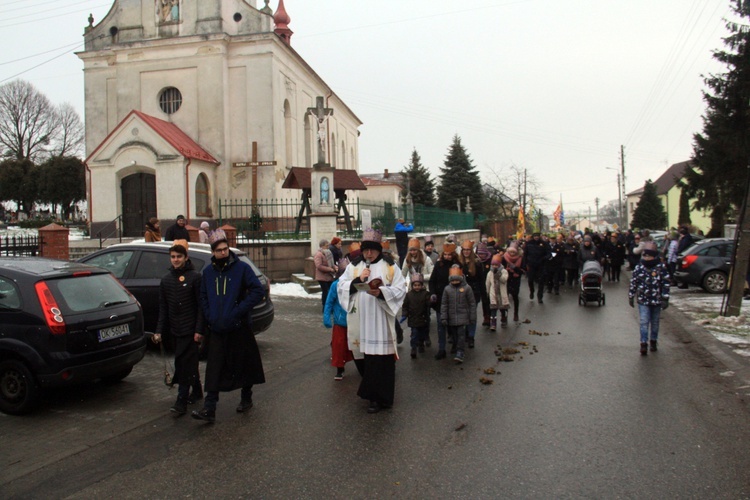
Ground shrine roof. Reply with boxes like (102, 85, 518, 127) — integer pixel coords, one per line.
(282, 167, 367, 191)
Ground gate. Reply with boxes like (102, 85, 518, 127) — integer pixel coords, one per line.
(236, 230, 269, 276)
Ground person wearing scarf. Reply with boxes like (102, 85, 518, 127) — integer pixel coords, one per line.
(628, 243, 670, 355)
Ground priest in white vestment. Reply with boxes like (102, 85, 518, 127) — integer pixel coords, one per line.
(337, 228, 406, 414)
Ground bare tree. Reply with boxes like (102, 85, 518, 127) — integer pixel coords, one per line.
(55, 103, 84, 158)
(484, 163, 545, 218)
(0, 80, 61, 161)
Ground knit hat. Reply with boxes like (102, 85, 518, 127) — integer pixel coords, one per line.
(176, 214, 185, 221)
(506, 244, 519, 256)
(410, 272, 424, 284)
(200, 221, 210, 230)
(461, 239, 473, 250)
(476, 242, 491, 261)
(361, 228, 383, 251)
(443, 242, 457, 254)
(491, 253, 503, 266)
(446, 233, 456, 243)
(331, 237, 342, 245)
(408, 237, 421, 249)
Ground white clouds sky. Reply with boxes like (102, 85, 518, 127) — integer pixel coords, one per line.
(0, 0, 734, 214)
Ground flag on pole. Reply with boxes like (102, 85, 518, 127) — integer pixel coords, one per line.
(553, 196, 565, 228)
(516, 205, 525, 241)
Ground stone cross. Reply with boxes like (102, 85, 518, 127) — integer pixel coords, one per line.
(307, 96, 333, 168)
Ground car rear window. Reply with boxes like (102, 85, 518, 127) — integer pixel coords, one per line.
(46, 274, 134, 313)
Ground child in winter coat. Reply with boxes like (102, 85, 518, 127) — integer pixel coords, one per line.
(323, 279, 355, 380)
(401, 273, 432, 359)
(628, 243, 670, 355)
(440, 265, 477, 364)
(485, 253, 509, 330)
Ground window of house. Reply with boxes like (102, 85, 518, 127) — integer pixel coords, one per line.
(159, 87, 182, 114)
(196, 173, 211, 216)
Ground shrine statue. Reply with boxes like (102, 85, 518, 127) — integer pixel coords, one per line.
(321, 177, 330, 205)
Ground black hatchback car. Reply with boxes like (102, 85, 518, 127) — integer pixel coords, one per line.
(0, 258, 146, 415)
(79, 242, 274, 344)
(673, 238, 734, 293)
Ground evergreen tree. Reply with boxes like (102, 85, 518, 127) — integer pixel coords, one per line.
(0, 158, 38, 214)
(631, 180, 667, 230)
(400, 148, 435, 206)
(683, 0, 750, 236)
(677, 189, 692, 226)
(436, 135, 484, 214)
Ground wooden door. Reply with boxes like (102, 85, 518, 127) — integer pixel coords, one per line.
(121, 173, 156, 237)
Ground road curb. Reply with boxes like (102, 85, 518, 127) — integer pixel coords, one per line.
(666, 303, 750, 387)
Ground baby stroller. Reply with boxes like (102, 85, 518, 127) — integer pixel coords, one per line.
(579, 260, 605, 306)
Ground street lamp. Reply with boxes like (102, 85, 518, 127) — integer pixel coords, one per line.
(605, 167, 623, 228)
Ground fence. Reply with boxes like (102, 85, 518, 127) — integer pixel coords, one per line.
(0, 234, 40, 256)
(218, 198, 479, 239)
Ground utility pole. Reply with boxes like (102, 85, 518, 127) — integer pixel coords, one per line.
(595, 197, 600, 231)
(620, 145, 627, 228)
(617, 172, 623, 228)
(725, 165, 750, 317)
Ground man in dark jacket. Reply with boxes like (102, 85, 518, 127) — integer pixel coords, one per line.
(164, 215, 190, 241)
(153, 243, 205, 415)
(524, 232, 551, 304)
(192, 234, 266, 423)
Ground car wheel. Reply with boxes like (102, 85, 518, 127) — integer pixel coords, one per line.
(0, 359, 41, 415)
(702, 270, 728, 294)
(102, 366, 133, 384)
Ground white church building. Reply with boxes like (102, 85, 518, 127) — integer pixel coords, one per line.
(79, 0, 362, 236)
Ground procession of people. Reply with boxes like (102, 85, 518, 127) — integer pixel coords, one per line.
(149, 218, 694, 420)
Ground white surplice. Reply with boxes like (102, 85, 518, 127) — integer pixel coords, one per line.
(337, 257, 406, 359)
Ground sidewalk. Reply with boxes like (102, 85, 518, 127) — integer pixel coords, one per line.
(667, 286, 750, 387)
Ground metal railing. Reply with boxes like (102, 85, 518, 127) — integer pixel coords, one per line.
(97, 215, 123, 248)
(0, 234, 40, 256)
(218, 198, 478, 239)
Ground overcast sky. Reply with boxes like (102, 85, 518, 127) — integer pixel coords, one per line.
(0, 0, 735, 215)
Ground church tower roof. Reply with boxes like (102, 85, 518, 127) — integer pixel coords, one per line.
(274, 0, 293, 45)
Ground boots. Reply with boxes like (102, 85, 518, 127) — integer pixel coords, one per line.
(500, 311, 508, 327)
(650, 340, 658, 352)
(490, 316, 497, 331)
(482, 313, 490, 327)
(640, 343, 648, 356)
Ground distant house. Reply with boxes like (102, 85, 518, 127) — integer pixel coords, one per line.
(359, 169, 404, 205)
(626, 160, 711, 232)
(482, 183, 516, 219)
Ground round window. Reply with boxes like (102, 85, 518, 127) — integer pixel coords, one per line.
(159, 87, 182, 114)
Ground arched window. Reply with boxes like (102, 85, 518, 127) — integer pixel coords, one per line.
(284, 100, 293, 167)
(340, 140, 346, 169)
(350, 146, 356, 171)
(195, 173, 211, 216)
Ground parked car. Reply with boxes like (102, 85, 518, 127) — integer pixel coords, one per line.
(79, 242, 274, 344)
(673, 238, 734, 293)
(0, 258, 146, 415)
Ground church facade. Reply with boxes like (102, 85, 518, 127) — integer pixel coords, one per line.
(79, 0, 362, 236)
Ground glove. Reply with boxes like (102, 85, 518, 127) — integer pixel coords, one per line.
(628, 297, 634, 308)
(661, 299, 669, 310)
(430, 294, 437, 304)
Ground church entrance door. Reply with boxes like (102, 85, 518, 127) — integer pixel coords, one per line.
(121, 173, 157, 237)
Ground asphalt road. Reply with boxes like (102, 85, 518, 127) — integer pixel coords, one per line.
(2, 279, 750, 498)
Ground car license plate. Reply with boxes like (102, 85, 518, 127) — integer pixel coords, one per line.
(98, 324, 130, 342)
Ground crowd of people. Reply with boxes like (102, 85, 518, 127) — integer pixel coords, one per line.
(147, 215, 687, 419)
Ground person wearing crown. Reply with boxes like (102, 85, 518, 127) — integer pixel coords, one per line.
(337, 228, 407, 414)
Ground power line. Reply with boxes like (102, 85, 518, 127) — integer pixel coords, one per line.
(0, 40, 83, 66)
(0, 3, 110, 29)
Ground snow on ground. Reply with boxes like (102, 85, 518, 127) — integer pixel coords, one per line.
(271, 282, 320, 299)
(670, 287, 750, 357)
